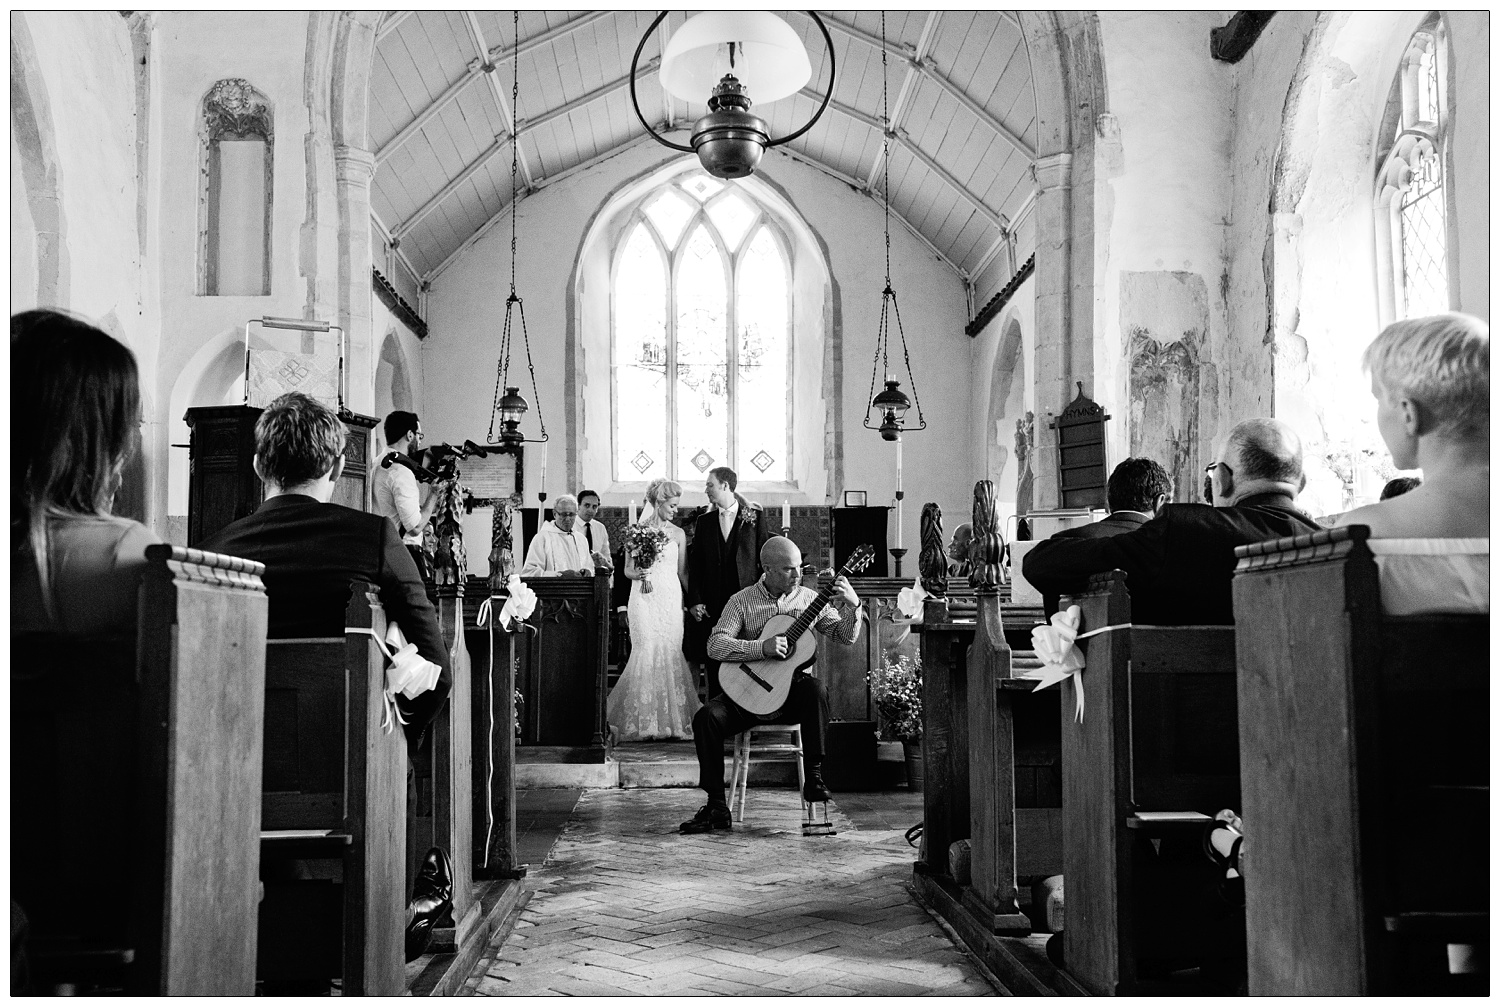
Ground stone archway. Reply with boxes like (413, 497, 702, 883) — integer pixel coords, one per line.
(374, 328, 414, 422)
(10, 15, 68, 310)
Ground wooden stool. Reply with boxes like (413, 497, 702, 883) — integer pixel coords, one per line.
(728, 725, 834, 835)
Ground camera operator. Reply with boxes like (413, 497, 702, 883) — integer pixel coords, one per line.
(374, 410, 439, 576)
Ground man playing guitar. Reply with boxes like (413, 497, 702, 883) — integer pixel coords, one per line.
(680, 536, 864, 834)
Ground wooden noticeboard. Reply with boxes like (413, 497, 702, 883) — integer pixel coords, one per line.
(1048, 382, 1110, 510)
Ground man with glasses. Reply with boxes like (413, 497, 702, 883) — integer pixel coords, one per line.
(519, 494, 600, 577)
(1022, 418, 1320, 625)
(374, 410, 438, 578)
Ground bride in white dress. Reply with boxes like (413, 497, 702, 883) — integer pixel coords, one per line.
(608, 478, 702, 741)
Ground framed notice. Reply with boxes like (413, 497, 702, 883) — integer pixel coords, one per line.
(843, 490, 868, 507)
(459, 445, 523, 504)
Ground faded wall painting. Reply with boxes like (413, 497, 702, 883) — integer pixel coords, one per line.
(986, 318, 1027, 507)
(1120, 271, 1216, 502)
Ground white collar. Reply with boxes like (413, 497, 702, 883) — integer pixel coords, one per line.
(717, 499, 739, 516)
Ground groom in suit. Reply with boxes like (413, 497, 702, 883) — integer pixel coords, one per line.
(686, 466, 770, 698)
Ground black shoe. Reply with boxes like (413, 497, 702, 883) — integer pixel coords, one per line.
(680, 802, 732, 834)
(405, 847, 453, 963)
(802, 766, 831, 804)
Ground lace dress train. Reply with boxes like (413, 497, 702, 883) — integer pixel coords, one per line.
(607, 536, 701, 741)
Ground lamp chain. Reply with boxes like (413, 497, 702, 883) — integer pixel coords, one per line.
(881, 12, 891, 290)
(509, 9, 519, 298)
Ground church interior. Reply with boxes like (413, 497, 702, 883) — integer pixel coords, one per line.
(10, 9, 1490, 997)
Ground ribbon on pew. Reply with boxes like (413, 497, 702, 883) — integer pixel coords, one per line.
(344, 622, 443, 733)
(475, 576, 538, 869)
(1022, 604, 1132, 723)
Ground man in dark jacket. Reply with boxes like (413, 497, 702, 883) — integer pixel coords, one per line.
(1023, 419, 1320, 626)
(1038, 456, 1173, 617)
(201, 391, 453, 962)
(686, 466, 770, 697)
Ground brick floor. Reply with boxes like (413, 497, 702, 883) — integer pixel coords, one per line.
(462, 789, 1004, 996)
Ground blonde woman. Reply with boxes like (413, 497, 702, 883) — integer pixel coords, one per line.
(608, 478, 700, 740)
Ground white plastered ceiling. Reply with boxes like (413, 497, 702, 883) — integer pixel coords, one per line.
(368, 10, 1039, 288)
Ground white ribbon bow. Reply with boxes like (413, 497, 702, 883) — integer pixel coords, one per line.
(345, 621, 443, 733)
(1024, 605, 1131, 723)
(478, 575, 538, 633)
(895, 577, 928, 622)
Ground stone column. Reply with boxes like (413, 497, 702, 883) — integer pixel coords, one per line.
(334, 144, 376, 416)
(1031, 152, 1073, 510)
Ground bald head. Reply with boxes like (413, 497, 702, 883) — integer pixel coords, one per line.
(1214, 418, 1306, 505)
(760, 536, 804, 597)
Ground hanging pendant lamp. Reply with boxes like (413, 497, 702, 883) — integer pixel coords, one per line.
(862, 13, 925, 444)
(629, 10, 836, 179)
(487, 10, 550, 498)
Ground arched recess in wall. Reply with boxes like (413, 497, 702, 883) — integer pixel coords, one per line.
(374, 328, 414, 426)
(198, 79, 274, 296)
(164, 328, 255, 541)
(570, 157, 835, 502)
(1268, 10, 1436, 517)
(9, 15, 68, 310)
(986, 316, 1031, 527)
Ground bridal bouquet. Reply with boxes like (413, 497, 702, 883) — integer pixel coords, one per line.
(625, 524, 669, 594)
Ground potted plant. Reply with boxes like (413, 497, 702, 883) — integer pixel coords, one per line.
(867, 653, 923, 791)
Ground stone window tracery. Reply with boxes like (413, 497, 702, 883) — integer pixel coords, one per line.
(1374, 21, 1452, 322)
(612, 171, 792, 484)
(199, 78, 273, 296)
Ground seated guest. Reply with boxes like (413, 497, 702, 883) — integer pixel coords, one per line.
(681, 537, 863, 834)
(948, 522, 974, 577)
(13, 310, 160, 634)
(520, 493, 604, 577)
(1380, 475, 1422, 501)
(1039, 457, 1172, 617)
(199, 391, 453, 961)
(1023, 418, 1321, 625)
(1337, 312, 1488, 614)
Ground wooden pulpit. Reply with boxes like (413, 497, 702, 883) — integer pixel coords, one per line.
(514, 574, 610, 755)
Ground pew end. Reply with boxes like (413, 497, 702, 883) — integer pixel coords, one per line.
(256, 584, 407, 996)
(1233, 526, 1489, 995)
(11, 545, 268, 995)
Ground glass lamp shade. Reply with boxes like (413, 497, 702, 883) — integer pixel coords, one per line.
(871, 379, 912, 419)
(660, 10, 812, 105)
(498, 385, 530, 426)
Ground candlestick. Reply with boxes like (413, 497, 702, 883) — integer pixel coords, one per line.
(895, 439, 904, 549)
(781, 499, 791, 534)
(539, 441, 548, 501)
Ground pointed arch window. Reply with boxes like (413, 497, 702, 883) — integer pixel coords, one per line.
(1374, 20, 1452, 322)
(612, 173, 792, 484)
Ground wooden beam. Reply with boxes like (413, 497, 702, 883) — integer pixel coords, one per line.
(465, 12, 533, 192)
(376, 10, 413, 43)
(867, 11, 943, 194)
(518, 58, 660, 137)
(371, 211, 422, 287)
(375, 61, 484, 164)
(483, 11, 614, 65)
(393, 135, 507, 239)
(804, 89, 1010, 233)
(809, 11, 916, 62)
(912, 58, 1035, 160)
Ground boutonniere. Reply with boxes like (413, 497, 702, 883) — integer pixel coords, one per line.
(734, 496, 760, 527)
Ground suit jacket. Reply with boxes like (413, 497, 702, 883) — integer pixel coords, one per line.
(1037, 510, 1150, 617)
(686, 497, 768, 616)
(201, 494, 453, 743)
(1022, 493, 1320, 625)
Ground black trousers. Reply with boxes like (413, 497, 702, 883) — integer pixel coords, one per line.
(692, 674, 829, 798)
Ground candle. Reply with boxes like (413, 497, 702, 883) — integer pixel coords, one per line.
(628, 499, 636, 524)
(895, 440, 904, 549)
(539, 441, 548, 499)
(782, 499, 791, 532)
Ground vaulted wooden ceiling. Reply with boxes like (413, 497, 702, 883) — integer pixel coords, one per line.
(368, 11, 1038, 285)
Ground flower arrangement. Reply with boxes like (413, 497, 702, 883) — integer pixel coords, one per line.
(867, 653, 923, 743)
(624, 523, 669, 593)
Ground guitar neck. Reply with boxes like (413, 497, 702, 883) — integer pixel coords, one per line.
(782, 581, 844, 645)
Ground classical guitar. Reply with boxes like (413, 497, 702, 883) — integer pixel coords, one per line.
(719, 544, 877, 716)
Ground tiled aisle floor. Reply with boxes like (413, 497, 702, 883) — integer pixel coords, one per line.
(463, 789, 1003, 996)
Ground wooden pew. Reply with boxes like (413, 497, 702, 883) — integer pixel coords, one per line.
(11, 545, 268, 995)
(1059, 571, 1240, 995)
(257, 582, 407, 996)
(1233, 526, 1488, 995)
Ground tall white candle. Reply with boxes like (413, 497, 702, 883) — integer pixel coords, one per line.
(540, 441, 548, 498)
(782, 499, 791, 531)
(895, 440, 904, 549)
(628, 499, 636, 524)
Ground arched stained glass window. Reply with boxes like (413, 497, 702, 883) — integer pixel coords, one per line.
(1374, 20, 1452, 322)
(613, 172, 792, 483)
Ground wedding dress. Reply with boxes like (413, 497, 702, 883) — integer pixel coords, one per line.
(608, 535, 701, 740)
